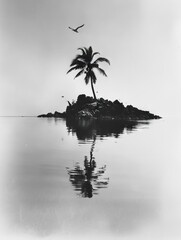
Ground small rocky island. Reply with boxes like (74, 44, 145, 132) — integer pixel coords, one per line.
(38, 94, 161, 120)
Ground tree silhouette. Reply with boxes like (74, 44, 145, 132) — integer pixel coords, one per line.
(67, 46, 110, 100)
(67, 135, 109, 198)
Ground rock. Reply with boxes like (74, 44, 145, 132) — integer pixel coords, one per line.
(78, 109, 93, 118)
(37, 114, 47, 118)
(69, 95, 161, 120)
(54, 111, 65, 117)
(38, 94, 161, 120)
(77, 94, 86, 106)
(113, 100, 121, 105)
(77, 94, 94, 107)
(46, 112, 53, 117)
(37, 111, 66, 118)
(86, 102, 98, 109)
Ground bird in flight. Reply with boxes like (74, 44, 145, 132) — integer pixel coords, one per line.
(68, 24, 84, 33)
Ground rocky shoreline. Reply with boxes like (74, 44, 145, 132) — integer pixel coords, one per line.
(38, 94, 161, 120)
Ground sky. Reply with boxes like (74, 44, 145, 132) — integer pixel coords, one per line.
(0, 0, 181, 117)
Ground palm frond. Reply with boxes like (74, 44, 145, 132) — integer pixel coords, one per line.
(82, 47, 89, 56)
(67, 65, 84, 74)
(86, 46, 93, 62)
(68, 46, 110, 94)
(90, 70, 97, 84)
(96, 67, 107, 77)
(70, 58, 86, 67)
(78, 48, 86, 55)
(74, 69, 84, 79)
(88, 46, 93, 55)
(84, 74, 90, 85)
(93, 57, 110, 65)
(92, 52, 100, 60)
(91, 63, 99, 69)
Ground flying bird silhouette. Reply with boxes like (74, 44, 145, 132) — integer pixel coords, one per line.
(68, 24, 84, 33)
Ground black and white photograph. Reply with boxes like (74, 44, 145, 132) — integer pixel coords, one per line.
(0, 0, 181, 239)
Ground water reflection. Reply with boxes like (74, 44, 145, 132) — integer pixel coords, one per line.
(66, 118, 149, 198)
(3, 118, 158, 238)
(66, 118, 150, 140)
(67, 135, 109, 198)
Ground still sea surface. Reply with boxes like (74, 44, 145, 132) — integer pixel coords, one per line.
(0, 117, 180, 240)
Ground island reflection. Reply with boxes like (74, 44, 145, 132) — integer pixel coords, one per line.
(66, 118, 150, 140)
(66, 118, 150, 198)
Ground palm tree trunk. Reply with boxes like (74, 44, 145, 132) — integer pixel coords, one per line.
(91, 79, 97, 100)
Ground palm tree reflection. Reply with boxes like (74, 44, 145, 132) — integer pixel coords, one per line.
(66, 118, 150, 198)
(67, 135, 109, 198)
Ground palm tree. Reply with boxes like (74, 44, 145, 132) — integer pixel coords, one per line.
(67, 46, 110, 100)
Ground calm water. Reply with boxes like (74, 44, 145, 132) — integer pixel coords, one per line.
(0, 117, 181, 240)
